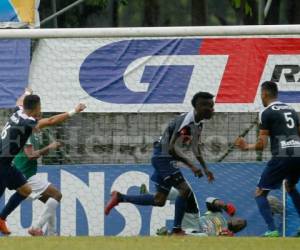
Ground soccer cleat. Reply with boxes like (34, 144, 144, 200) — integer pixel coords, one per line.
(224, 203, 236, 216)
(156, 226, 169, 236)
(28, 227, 43, 236)
(171, 228, 186, 236)
(0, 218, 11, 235)
(140, 184, 149, 194)
(104, 191, 121, 215)
(262, 230, 279, 237)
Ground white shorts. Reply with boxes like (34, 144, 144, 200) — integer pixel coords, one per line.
(27, 174, 51, 200)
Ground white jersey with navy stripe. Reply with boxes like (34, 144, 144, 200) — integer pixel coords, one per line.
(158, 110, 204, 157)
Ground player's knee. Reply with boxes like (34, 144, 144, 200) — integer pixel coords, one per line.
(176, 181, 191, 198)
(154, 197, 166, 207)
(54, 191, 62, 202)
(154, 193, 167, 207)
(179, 187, 192, 199)
(18, 184, 32, 197)
(155, 199, 166, 207)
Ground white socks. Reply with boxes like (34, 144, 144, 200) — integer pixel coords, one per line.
(47, 213, 57, 236)
(33, 198, 59, 230)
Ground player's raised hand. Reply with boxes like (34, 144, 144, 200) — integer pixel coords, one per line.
(204, 169, 215, 183)
(75, 103, 87, 113)
(235, 137, 248, 151)
(191, 167, 203, 178)
(25, 87, 33, 95)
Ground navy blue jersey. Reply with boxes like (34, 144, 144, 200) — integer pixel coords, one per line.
(259, 101, 300, 156)
(0, 107, 37, 166)
(155, 111, 203, 157)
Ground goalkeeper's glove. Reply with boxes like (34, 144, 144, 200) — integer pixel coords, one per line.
(224, 203, 236, 216)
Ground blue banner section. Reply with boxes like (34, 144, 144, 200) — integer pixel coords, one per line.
(286, 182, 300, 236)
(79, 39, 201, 104)
(0, 39, 30, 108)
(0, 163, 283, 236)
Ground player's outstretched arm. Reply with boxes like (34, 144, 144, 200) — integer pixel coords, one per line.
(212, 199, 236, 216)
(36, 103, 86, 130)
(191, 140, 214, 182)
(24, 141, 62, 160)
(235, 129, 269, 151)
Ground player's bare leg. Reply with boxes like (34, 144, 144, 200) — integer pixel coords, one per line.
(28, 184, 62, 236)
(105, 191, 167, 215)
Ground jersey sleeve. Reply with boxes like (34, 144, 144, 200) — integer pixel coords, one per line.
(25, 119, 38, 130)
(259, 110, 271, 130)
(169, 115, 186, 138)
(13, 106, 22, 112)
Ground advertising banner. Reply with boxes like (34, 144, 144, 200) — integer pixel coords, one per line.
(0, 163, 284, 236)
(0, 39, 31, 108)
(29, 38, 300, 112)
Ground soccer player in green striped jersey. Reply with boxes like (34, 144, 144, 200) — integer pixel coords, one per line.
(14, 133, 61, 236)
(0, 88, 86, 235)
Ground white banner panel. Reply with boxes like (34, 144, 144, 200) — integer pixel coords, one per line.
(29, 37, 300, 112)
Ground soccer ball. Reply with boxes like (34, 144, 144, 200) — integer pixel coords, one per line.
(267, 195, 283, 215)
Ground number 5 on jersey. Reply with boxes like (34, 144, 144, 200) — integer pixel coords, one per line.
(284, 112, 295, 129)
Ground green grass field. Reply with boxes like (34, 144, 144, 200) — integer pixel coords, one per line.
(0, 237, 298, 250)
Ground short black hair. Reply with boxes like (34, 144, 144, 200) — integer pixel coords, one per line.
(191, 92, 214, 108)
(23, 94, 40, 110)
(261, 81, 278, 98)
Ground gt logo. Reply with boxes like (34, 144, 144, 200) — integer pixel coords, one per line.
(79, 38, 300, 104)
(79, 39, 201, 104)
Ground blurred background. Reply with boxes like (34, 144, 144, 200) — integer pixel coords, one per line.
(39, 0, 300, 28)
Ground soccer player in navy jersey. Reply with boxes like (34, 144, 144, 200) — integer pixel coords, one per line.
(236, 81, 300, 237)
(0, 89, 86, 235)
(105, 92, 215, 235)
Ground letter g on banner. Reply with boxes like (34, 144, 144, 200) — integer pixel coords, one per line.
(79, 39, 202, 104)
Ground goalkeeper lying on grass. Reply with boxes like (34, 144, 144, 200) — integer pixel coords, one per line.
(140, 184, 246, 236)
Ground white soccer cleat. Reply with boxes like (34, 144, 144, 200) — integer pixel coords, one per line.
(28, 227, 43, 236)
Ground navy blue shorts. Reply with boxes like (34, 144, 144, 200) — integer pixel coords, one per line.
(150, 156, 185, 194)
(257, 157, 300, 190)
(0, 165, 27, 196)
